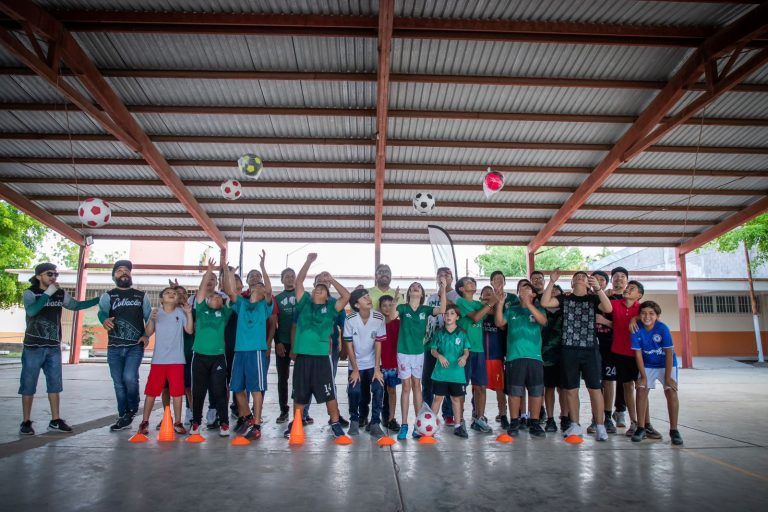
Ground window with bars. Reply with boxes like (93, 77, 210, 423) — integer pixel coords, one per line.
(694, 295, 758, 315)
(694, 296, 714, 314)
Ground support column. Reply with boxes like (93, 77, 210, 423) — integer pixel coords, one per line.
(525, 250, 535, 278)
(219, 246, 227, 266)
(743, 242, 765, 363)
(69, 244, 90, 365)
(675, 247, 693, 369)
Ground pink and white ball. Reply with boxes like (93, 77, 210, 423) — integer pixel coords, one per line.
(220, 179, 242, 201)
(416, 410, 438, 437)
(77, 198, 111, 227)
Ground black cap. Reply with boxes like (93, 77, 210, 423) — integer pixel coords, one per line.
(591, 270, 609, 282)
(611, 266, 629, 278)
(112, 259, 133, 276)
(29, 262, 56, 283)
(349, 288, 369, 312)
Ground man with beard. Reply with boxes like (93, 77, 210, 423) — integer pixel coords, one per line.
(368, 264, 403, 307)
(19, 263, 100, 435)
(98, 260, 152, 432)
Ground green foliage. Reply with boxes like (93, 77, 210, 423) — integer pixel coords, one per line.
(53, 238, 81, 269)
(704, 213, 768, 268)
(0, 203, 48, 307)
(475, 246, 587, 277)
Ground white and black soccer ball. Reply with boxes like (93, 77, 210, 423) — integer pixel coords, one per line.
(220, 179, 242, 201)
(412, 192, 436, 214)
(238, 154, 264, 180)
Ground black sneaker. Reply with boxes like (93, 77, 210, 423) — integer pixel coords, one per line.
(244, 423, 262, 440)
(519, 417, 529, 430)
(544, 418, 558, 432)
(529, 420, 546, 438)
(303, 416, 314, 426)
(454, 422, 469, 439)
(276, 411, 289, 424)
(330, 421, 346, 438)
(560, 416, 571, 432)
(19, 420, 34, 435)
(670, 430, 684, 446)
(109, 414, 133, 432)
(338, 416, 350, 428)
(283, 422, 292, 439)
(233, 416, 248, 435)
(499, 415, 510, 430)
(206, 419, 221, 430)
(386, 418, 401, 432)
(507, 418, 520, 437)
(48, 418, 73, 433)
(631, 427, 647, 443)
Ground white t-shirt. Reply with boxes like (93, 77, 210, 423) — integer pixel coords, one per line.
(343, 310, 386, 371)
(152, 307, 187, 365)
(425, 289, 460, 343)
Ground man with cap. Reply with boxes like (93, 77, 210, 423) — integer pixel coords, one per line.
(98, 260, 152, 432)
(19, 263, 100, 435)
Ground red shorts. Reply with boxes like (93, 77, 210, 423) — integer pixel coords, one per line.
(486, 359, 504, 391)
(145, 364, 185, 397)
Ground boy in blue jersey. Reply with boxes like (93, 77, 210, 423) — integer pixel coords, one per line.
(631, 301, 683, 446)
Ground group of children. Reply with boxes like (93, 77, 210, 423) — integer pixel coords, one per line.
(19, 256, 683, 446)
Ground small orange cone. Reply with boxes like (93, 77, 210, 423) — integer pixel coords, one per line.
(565, 435, 584, 444)
(418, 435, 437, 444)
(158, 406, 176, 442)
(335, 435, 353, 445)
(377, 436, 396, 446)
(231, 435, 251, 446)
(129, 433, 149, 443)
(288, 407, 305, 445)
(186, 433, 205, 443)
(496, 433, 514, 443)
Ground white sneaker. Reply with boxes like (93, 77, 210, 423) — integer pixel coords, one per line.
(184, 408, 193, 425)
(189, 422, 201, 435)
(564, 423, 584, 437)
(206, 408, 216, 425)
(219, 423, 230, 437)
(595, 424, 608, 442)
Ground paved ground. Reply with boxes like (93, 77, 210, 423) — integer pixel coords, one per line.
(1, 357, 766, 511)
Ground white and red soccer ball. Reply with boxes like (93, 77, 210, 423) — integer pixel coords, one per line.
(416, 410, 438, 437)
(77, 198, 111, 227)
(220, 179, 242, 200)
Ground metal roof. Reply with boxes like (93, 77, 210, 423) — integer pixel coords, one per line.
(0, 0, 767, 250)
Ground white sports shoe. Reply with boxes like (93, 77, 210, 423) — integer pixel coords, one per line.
(564, 423, 584, 437)
(596, 424, 608, 442)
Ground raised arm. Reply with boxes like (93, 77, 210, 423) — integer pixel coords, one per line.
(260, 250, 273, 303)
(589, 275, 612, 314)
(24, 287, 56, 317)
(182, 303, 194, 334)
(467, 293, 497, 322)
(294, 253, 317, 303)
(432, 277, 447, 316)
(494, 288, 507, 328)
(196, 258, 216, 304)
(221, 262, 238, 303)
(330, 276, 351, 312)
(539, 269, 560, 308)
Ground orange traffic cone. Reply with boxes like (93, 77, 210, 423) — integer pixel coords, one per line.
(186, 433, 205, 443)
(231, 435, 251, 446)
(288, 407, 305, 445)
(418, 435, 437, 444)
(496, 433, 514, 443)
(335, 435, 353, 445)
(565, 435, 584, 445)
(129, 433, 148, 443)
(158, 406, 176, 442)
(377, 436, 396, 446)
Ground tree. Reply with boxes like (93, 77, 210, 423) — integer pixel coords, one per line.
(705, 213, 768, 268)
(475, 246, 587, 277)
(0, 203, 48, 307)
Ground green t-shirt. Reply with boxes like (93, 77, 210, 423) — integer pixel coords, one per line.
(275, 289, 297, 344)
(456, 297, 484, 353)
(430, 327, 470, 384)
(294, 293, 338, 356)
(504, 292, 520, 311)
(504, 305, 544, 362)
(396, 303, 434, 355)
(193, 301, 233, 356)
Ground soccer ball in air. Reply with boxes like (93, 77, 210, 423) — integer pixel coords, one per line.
(220, 179, 242, 201)
(412, 192, 436, 214)
(416, 410, 438, 436)
(238, 154, 264, 180)
(78, 197, 111, 227)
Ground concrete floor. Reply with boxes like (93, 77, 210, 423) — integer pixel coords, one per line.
(1, 358, 766, 512)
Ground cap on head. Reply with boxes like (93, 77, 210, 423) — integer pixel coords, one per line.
(30, 262, 57, 283)
(112, 259, 133, 277)
(611, 266, 629, 278)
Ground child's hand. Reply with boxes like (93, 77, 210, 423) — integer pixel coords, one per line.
(373, 368, 384, 385)
(664, 378, 678, 392)
(438, 355, 449, 368)
(550, 268, 561, 283)
(636, 375, 647, 389)
(596, 314, 611, 327)
(182, 303, 192, 314)
(149, 308, 158, 322)
(438, 276, 447, 290)
(349, 369, 360, 386)
(458, 355, 468, 368)
(629, 321, 640, 333)
(306, 253, 318, 263)
(587, 275, 599, 292)
(259, 249, 266, 268)
(206, 258, 216, 272)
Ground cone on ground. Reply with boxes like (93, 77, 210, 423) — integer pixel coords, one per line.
(231, 435, 251, 446)
(418, 435, 437, 444)
(377, 436, 396, 446)
(565, 435, 584, 444)
(186, 433, 205, 443)
(335, 435, 353, 445)
(288, 407, 305, 445)
(496, 433, 514, 443)
(158, 406, 175, 442)
(128, 433, 148, 443)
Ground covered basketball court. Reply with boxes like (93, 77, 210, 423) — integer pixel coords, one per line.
(0, 1, 767, 510)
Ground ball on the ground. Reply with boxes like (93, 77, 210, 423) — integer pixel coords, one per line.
(220, 179, 242, 200)
(78, 197, 111, 227)
(238, 154, 264, 180)
(412, 192, 436, 214)
(416, 410, 438, 436)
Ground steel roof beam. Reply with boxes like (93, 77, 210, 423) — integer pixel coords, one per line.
(373, 0, 393, 268)
(0, 183, 84, 244)
(527, 3, 768, 253)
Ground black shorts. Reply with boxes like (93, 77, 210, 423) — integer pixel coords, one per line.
(432, 380, 466, 398)
(598, 337, 617, 381)
(292, 354, 336, 405)
(560, 348, 602, 390)
(614, 354, 639, 383)
(543, 364, 561, 389)
(504, 359, 544, 397)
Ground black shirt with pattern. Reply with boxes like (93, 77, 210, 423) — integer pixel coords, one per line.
(553, 293, 602, 350)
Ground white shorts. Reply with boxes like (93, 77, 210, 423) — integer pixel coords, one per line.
(644, 367, 678, 390)
(397, 353, 424, 380)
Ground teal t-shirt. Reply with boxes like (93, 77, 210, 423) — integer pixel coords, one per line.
(396, 304, 434, 355)
(232, 297, 271, 351)
(275, 289, 296, 344)
(504, 305, 544, 362)
(430, 327, 471, 384)
(193, 301, 233, 356)
(456, 297, 484, 353)
(294, 293, 338, 356)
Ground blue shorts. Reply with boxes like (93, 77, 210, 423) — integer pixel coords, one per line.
(19, 346, 63, 395)
(382, 368, 401, 388)
(465, 351, 488, 386)
(230, 350, 268, 393)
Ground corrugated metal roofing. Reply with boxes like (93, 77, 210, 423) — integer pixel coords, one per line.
(387, 146, 608, 167)
(658, 125, 768, 148)
(626, 152, 768, 172)
(155, 142, 375, 161)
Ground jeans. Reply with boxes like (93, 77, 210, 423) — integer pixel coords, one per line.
(107, 344, 144, 417)
(348, 368, 384, 425)
(422, 349, 453, 418)
(276, 343, 292, 414)
(19, 346, 63, 395)
(304, 340, 340, 419)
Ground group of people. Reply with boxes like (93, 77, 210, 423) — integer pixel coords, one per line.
(18, 255, 683, 446)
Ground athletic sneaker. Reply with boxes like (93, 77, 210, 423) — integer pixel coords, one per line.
(529, 421, 546, 438)
(625, 421, 638, 437)
(365, 423, 371, 433)
(454, 421, 469, 439)
(587, 421, 596, 434)
(386, 418, 401, 432)
(347, 422, 360, 436)
(338, 416, 350, 428)
(613, 410, 627, 428)
(397, 424, 408, 440)
(507, 418, 520, 437)
(155, 421, 162, 431)
(560, 416, 571, 433)
(444, 415, 456, 427)
(470, 417, 493, 433)
(206, 419, 220, 430)
(233, 416, 248, 435)
(358, 417, 368, 428)
(545, 418, 558, 432)
(189, 421, 201, 435)
(519, 416, 529, 430)
(499, 416, 510, 430)
(283, 422, 292, 439)
(219, 423, 230, 437)
(48, 419, 73, 433)
(173, 422, 187, 435)
(244, 424, 262, 440)
(540, 407, 547, 423)
(495, 415, 503, 423)
(412, 429, 422, 439)
(109, 414, 133, 432)
(330, 422, 346, 438)
(645, 424, 663, 440)
(596, 424, 608, 442)
(369, 423, 385, 438)
(205, 408, 217, 425)
(138, 420, 150, 435)
(303, 416, 313, 426)
(604, 418, 617, 434)
(276, 411, 289, 424)
(564, 423, 584, 438)
(670, 430, 684, 446)
(631, 427, 647, 443)
(19, 420, 34, 435)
